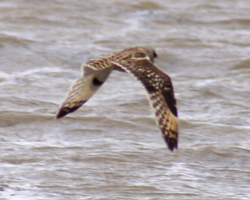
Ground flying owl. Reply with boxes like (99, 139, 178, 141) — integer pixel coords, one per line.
(56, 46, 179, 151)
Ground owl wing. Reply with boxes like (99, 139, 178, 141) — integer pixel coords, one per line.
(56, 65, 113, 119)
(111, 58, 178, 151)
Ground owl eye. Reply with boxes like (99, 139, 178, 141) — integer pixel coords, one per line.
(153, 52, 158, 58)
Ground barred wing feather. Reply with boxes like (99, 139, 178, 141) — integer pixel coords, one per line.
(111, 58, 178, 151)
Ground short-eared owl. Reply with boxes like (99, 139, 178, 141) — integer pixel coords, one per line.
(57, 46, 178, 151)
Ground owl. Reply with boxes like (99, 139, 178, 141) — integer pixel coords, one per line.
(57, 46, 178, 151)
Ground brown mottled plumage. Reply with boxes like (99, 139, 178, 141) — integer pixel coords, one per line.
(56, 46, 178, 151)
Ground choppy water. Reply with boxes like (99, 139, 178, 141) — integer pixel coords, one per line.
(0, 0, 250, 199)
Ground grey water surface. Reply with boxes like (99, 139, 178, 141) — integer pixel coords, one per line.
(0, 0, 250, 199)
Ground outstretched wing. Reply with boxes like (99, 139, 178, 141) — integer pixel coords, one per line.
(56, 66, 112, 119)
(111, 58, 178, 151)
(56, 47, 148, 119)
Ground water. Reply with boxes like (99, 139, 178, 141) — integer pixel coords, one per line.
(0, 0, 250, 199)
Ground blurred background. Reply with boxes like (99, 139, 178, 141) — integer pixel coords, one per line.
(0, 0, 249, 199)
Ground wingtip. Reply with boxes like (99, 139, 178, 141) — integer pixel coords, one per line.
(56, 101, 87, 119)
(56, 109, 68, 119)
(167, 139, 178, 152)
(163, 135, 178, 152)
